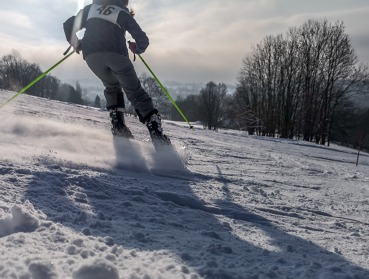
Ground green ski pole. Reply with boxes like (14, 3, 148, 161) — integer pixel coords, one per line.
(137, 53, 194, 130)
(0, 49, 75, 110)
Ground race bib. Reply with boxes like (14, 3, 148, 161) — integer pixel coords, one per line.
(87, 4, 123, 26)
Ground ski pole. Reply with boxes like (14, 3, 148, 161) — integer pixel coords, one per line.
(0, 49, 75, 110)
(136, 53, 194, 130)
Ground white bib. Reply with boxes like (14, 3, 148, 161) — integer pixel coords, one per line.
(87, 4, 124, 27)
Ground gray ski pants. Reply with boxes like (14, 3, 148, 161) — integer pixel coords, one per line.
(85, 52, 155, 122)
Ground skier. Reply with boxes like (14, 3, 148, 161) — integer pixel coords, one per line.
(63, 0, 170, 146)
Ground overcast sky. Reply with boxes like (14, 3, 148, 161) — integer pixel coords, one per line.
(1, 0, 369, 89)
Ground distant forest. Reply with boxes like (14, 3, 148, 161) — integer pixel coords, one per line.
(0, 19, 368, 151)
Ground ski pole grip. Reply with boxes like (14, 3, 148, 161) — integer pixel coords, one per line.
(63, 46, 72, 56)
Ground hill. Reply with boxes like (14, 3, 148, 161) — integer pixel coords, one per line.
(0, 90, 369, 279)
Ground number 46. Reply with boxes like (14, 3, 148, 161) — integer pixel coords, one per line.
(97, 5, 115, 15)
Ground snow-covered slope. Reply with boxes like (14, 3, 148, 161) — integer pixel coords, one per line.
(0, 90, 369, 279)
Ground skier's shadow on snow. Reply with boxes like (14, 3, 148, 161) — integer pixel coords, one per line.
(24, 148, 369, 278)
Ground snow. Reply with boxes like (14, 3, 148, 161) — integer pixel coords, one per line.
(0, 89, 369, 279)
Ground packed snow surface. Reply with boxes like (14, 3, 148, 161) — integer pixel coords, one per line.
(0, 89, 369, 279)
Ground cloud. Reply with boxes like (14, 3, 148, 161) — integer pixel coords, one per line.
(131, 0, 369, 83)
(0, 10, 35, 40)
(0, 0, 368, 86)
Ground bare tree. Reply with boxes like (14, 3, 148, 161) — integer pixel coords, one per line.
(198, 82, 227, 130)
(139, 73, 171, 117)
(236, 19, 368, 143)
(0, 54, 47, 96)
(171, 95, 201, 122)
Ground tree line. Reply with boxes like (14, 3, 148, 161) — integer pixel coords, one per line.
(236, 19, 368, 144)
(0, 53, 97, 106)
(170, 19, 369, 150)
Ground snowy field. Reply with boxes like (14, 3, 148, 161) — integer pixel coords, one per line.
(0, 89, 369, 279)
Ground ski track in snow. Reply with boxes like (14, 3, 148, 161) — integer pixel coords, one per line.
(0, 89, 369, 279)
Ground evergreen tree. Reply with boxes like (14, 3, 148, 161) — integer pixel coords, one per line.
(70, 81, 83, 105)
(94, 95, 101, 108)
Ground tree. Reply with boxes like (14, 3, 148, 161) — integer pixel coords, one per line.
(330, 104, 369, 150)
(140, 73, 171, 117)
(54, 82, 85, 105)
(41, 75, 60, 99)
(0, 54, 43, 95)
(94, 95, 101, 108)
(171, 95, 201, 122)
(70, 81, 83, 105)
(220, 94, 238, 129)
(0, 53, 93, 106)
(55, 83, 75, 103)
(198, 82, 227, 130)
(236, 19, 369, 143)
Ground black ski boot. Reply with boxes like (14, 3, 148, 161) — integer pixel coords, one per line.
(109, 108, 134, 139)
(146, 114, 171, 147)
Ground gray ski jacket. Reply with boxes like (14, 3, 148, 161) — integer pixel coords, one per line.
(63, 0, 149, 59)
